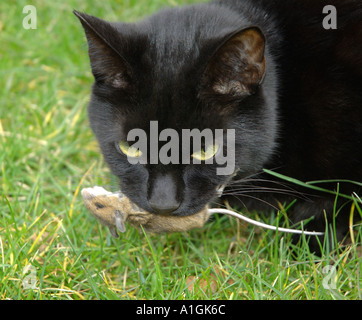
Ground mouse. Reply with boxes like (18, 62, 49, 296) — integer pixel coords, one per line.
(81, 186, 210, 237)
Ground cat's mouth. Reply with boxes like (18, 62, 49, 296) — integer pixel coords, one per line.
(161, 183, 227, 217)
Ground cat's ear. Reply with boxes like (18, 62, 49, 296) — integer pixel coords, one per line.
(74, 10, 132, 89)
(201, 27, 266, 98)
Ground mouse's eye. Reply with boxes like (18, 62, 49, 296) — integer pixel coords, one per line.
(117, 141, 143, 158)
(191, 143, 219, 161)
(95, 202, 105, 209)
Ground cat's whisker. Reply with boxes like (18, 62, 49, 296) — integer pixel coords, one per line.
(223, 191, 307, 204)
(228, 175, 319, 200)
(226, 185, 309, 195)
(223, 185, 313, 201)
(224, 193, 280, 212)
(230, 177, 303, 193)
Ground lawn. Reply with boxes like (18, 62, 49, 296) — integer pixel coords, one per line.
(0, 0, 361, 300)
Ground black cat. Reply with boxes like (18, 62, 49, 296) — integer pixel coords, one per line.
(74, 0, 362, 253)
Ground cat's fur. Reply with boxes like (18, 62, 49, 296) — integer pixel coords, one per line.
(75, 0, 362, 253)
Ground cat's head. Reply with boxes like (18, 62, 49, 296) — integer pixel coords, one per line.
(74, 5, 278, 217)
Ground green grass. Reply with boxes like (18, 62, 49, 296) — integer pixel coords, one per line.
(0, 0, 361, 300)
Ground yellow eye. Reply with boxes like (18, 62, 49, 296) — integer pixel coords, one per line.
(191, 143, 219, 161)
(118, 141, 143, 158)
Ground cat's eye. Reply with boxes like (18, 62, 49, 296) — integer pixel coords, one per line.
(191, 143, 219, 161)
(117, 141, 143, 158)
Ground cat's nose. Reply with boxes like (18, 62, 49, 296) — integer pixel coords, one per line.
(149, 201, 180, 216)
(148, 172, 181, 215)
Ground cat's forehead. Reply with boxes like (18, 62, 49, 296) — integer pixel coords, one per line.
(122, 109, 226, 136)
(135, 5, 245, 70)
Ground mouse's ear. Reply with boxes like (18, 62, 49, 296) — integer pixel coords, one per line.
(74, 10, 133, 90)
(201, 27, 266, 98)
